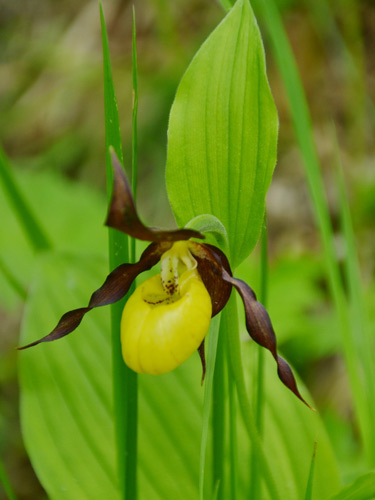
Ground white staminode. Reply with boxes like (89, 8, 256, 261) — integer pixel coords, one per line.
(160, 241, 197, 295)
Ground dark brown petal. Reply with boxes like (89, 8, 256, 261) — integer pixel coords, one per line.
(221, 269, 311, 408)
(106, 150, 204, 242)
(18, 243, 168, 350)
(189, 242, 232, 317)
(198, 340, 206, 385)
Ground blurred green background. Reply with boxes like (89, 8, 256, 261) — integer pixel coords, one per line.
(1, 0, 374, 498)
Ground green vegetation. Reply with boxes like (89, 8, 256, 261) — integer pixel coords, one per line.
(1, 1, 374, 499)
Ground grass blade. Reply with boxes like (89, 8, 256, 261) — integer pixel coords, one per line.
(334, 131, 375, 458)
(131, 7, 138, 203)
(0, 146, 51, 252)
(130, 7, 138, 266)
(0, 459, 18, 500)
(304, 442, 317, 500)
(252, 0, 375, 466)
(0, 257, 27, 300)
(100, 5, 137, 498)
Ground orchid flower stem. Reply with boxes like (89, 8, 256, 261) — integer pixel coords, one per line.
(225, 294, 281, 500)
(212, 320, 226, 499)
(227, 347, 238, 500)
(199, 315, 221, 500)
(250, 215, 268, 498)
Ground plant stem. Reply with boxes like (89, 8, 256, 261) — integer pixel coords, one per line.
(224, 294, 281, 500)
(249, 215, 268, 498)
(227, 346, 238, 500)
(212, 323, 226, 499)
(199, 315, 221, 500)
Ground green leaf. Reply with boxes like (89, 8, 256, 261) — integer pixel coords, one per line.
(239, 341, 341, 500)
(251, 0, 375, 467)
(185, 214, 228, 253)
(0, 168, 106, 310)
(19, 253, 340, 500)
(166, 0, 278, 269)
(329, 471, 375, 500)
(19, 253, 120, 499)
(19, 252, 205, 500)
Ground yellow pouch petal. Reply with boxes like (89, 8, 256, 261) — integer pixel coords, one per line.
(121, 268, 212, 374)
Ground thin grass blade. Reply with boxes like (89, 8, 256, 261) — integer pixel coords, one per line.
(0, 257, 27, 300)
(304, 442, 317, 500)
(0, 146, 51, 252)
(130, 7, 139, 265)
(100, 5, 137, 498)
(251, 0, 375, 466)
(0, 459, 18, 500)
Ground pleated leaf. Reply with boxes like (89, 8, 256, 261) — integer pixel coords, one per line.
(20, 253, 339, 499)
(330, 471, 375, 500)
(19, 253, 204, 500)
(239, 342, 341, 499)
(0, 168, 106, 310)
(166, 0, 278, 268)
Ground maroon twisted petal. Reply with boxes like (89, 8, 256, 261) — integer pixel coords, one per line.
(106, 150, 204, 242)
(221, 269, 311, 408)
(19, 243, 168, 350)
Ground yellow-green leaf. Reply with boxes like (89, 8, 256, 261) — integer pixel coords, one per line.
(166, 0, 278, 268)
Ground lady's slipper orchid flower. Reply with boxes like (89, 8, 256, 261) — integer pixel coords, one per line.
(20, 152, 308, 406)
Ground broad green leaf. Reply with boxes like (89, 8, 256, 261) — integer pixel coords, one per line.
(19, 253, 204, 500)
(19, 254, 120, 499)
(166, 0, 278, 268)
(330, 471, 375, 500)
(238, 341, 341, 500)
(0, 168, 106, 311)
(20, 253, 339, 500)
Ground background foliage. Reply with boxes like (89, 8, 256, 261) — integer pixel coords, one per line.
(1, 0, 374, 498)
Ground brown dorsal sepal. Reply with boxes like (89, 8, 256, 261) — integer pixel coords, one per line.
(106, 151, 204, 242)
